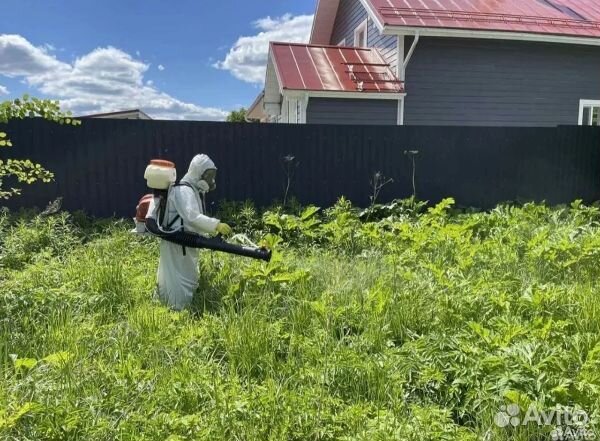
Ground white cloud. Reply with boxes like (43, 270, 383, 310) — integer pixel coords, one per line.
(0, 85, 8, 95)
(0, 34, 227, 121)
(214, 14, 313, 84)
(157, 64, 165, 71)
(0, 34, 67, 77)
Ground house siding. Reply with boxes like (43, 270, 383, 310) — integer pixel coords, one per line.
(404, 37, 600, 126)
(331, 0, 398, 71)
(306, 98, 398, 125)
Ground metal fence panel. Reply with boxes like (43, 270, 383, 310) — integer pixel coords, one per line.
(1, 119, 599, 217)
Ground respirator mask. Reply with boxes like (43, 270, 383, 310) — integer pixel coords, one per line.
(197, 180, 211, 193)
(198, 168, 217, 194)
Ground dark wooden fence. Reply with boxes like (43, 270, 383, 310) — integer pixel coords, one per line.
(1, 118, 599, 218)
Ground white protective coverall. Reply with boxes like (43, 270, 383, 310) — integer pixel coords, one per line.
(154, 154, 221, 310)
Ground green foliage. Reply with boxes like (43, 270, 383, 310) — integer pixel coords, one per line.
(0, 212, 81, 271)
(263, 205, 321, 245)
(216, 199, 263, 235)
(1, 200, 600, 440)
(0, 95, 80, 199)
(359, 197, 428, 222)
(226, 107, 248, 123)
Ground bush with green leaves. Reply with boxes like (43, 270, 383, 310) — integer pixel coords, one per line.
(0, 95, 80, 199)
(1, 199, 599, 440)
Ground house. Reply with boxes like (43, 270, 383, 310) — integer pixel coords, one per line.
(250, 0, 600, 127)
(81, 109, 153, 120)
(246, 91, 268, 122)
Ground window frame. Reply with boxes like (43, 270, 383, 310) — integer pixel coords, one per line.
(354, 19, 368, 47)
(579, 99, 600, 126)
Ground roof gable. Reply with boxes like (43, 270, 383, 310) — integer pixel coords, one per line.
(310, 0, 341, 44)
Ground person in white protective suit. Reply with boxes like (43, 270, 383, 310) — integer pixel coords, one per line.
(156, 154, 232, 310)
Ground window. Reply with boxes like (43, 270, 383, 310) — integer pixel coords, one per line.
(337, 38, 346, 47)
(579, 100, 600, 126)
(354, 19, 368, 47)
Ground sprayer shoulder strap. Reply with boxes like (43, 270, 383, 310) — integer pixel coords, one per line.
(158, 195, 168, 226)
(166, 182, 196, 229)
(166, 214, 181, 230)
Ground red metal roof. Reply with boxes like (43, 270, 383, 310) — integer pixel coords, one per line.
(367, 0, 600, 39)
(270, 42, 404, 93)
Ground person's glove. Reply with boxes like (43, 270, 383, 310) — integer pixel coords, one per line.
(216, 222, 232, 236)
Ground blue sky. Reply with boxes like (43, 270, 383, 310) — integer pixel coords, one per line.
(0, 0, 315, 119)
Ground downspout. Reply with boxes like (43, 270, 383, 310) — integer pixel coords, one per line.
(399, 32, 420, 126)
(403, 31, 420, 72)
(397, 36, 405, 125)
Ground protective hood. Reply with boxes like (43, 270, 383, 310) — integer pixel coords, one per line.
(181, 154, 217, 191)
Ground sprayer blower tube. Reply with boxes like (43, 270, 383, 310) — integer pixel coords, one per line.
(145, 218, 272, 262)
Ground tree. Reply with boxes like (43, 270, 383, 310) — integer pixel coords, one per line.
(0, 95, 80, 199)
(226, 108, 248, 123)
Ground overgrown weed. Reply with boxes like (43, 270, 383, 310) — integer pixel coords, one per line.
(1, 199, 599, 440)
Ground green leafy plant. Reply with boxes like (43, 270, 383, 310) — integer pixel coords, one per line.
(216, 199, 263, 238)
(1, 200, 600, 440)
(226, 107, 248, 122)
(0, 95, 80, 199)
(263, 205, 321, 245)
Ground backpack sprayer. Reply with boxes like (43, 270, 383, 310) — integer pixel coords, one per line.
(134, 159, 271, 262)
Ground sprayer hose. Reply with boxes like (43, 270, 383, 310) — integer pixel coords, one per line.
(145, 218, 271, 262)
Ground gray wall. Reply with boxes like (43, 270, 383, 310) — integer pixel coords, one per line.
(306, 98, 398, 125)
(404, 37, 600, 126)
(331, 0, 398, 70)
(328, 0, 600, 126)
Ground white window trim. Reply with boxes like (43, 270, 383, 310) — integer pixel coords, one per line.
(579, 100, 600, 126)
(337, 38, 346, 46)
(354, 19, 368, 47)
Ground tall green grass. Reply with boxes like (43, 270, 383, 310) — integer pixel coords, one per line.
(1, 200, 599, 440)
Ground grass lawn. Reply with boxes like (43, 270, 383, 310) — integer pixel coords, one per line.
(1, 199, 599, 440)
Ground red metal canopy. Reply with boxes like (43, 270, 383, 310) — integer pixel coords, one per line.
(367, 0, 600, 38)
(270, 42, 404, 94)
